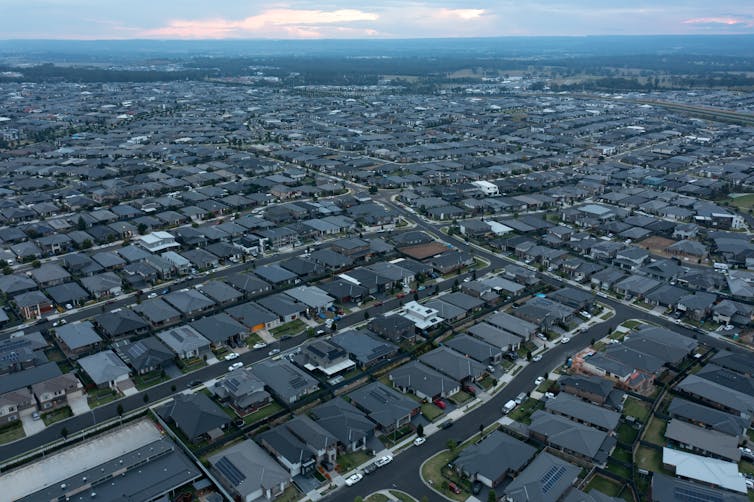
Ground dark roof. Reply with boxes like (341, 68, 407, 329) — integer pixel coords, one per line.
(455, 430, 536, 483)
(157, 393, 230, 439)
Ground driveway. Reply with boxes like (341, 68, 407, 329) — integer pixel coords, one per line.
(20, 413, 46, 436)
(68, 393, 91, 416)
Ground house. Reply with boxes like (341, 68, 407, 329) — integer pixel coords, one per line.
(32, 372, 82, 413)
(46, 282, 90, 307)
(253, 360, 319, 404)
(347, 381, 419, 433)
(614, 275, 661, 300)
(213, 368, 271, 415)
(664, 418, 741, 462)
(514, 297, 575, 328)
(55, 321, 102, 359)
(651, 472, 748, 502)
(677, 292, 717, 321)
(662, 448, 747, 494)
(257, 415, 338, 476)
(675, 374, 754, 418)
(0, 331, 48, 374)
(94, 308, 150, 340)
(283, 285, 334, 313)
(197, 280, 243, 306)
(254, 264, 298, 286)
(79, 272, 123, 299)
(528, 410, 616, 465)
(133, 298, 182, 327)
(310, 398, 376, 453)
(486, 312, 538, 340)
(114, 336, 175, 375)
(401, 301, 444, 332)
(0, 274, 37, 296)
(389, 360, 459, 400)
(504, 451, 580, 502)
(157, 393, 230, 444)
(368, 314, 416, 343)
(156, 325, 211, 360)
(0, 362, 67, 422)
(454, 431, 536, 488)
(614, 247, 650, 271)
(191, 313, 247, 348)
(467, 322, 522, 352)
(445, 334, 503, 364)
(590, 267, 627, 291)
(163, 289, 216, 319)
(209, 440, 291, 502)
(712, 301, 753, 326)
(257, 294, 306, 323)
(14, 290, 53, 320)
(29, 263, 70, 288)
(544, 393, 621, 432)
(558, 375, 625, 410)
(138, 231, 180, 253)
(224, 272, 272, 298)
(331, 329, 398, 368)
(77, 350, 131, 390)
(296, 339, 355, 376)
(226, 301, 279, 332)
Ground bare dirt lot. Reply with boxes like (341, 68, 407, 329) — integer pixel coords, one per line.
(637, 236, 676, 258)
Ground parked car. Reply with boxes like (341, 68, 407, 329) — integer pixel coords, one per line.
(363, 463, 378, 475)
(535, 376, 545, 386)
(463, 385, 476, 396)
(561, 336, 571, 344)
(228, 362, 243, 371)
(532, 354, 542, 362)
(268, 348, 280, 356)
(448, 482, 462, 494)
(345, 473, 363, 486)
(433, 398, 447, 410)
(442, 420, 454, 429)
(31, 411, 41, 421)
(252, 342, 267, 349)
(515, 392, 527, 405)
(413, 436, 426, 446)
(147, 292, 158, 299)
(224, 352, 239, 361)
(375, 454, 393, 467)
(472, 481, 483, 495)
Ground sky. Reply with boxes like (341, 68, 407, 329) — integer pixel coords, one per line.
(1, 0, 753, 39)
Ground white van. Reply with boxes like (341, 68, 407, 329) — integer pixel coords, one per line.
(503, 400, 517, 414)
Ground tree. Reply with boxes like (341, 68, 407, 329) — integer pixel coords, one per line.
(363, 311, 370, 321)
(526, 351, 532, 361)
(31, 260, 41, 269)
(137, 223, 147, 235)
(143, 393, 150, 403)
(447, 439, 457, 451)
(117, 404, 124, 416)
(368, 185, 378, 195)
(416, 423, 424, 437)
(354, 497, 364, 502)
(60, 427, 69, 439)
(479, 424, 484, 435)
(330, 322, 337, 332)
(77, 216, 86, 231)
(488, 489, 498, 502)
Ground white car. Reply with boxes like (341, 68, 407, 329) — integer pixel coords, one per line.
(561, 336, 571, 344)
(724, 325, 735, 331)
(224, 352, 239, 361)
(535, 376, 545, 386)
(252, 342, 267, 350)
(532, 355, 542, 362)
(375, 454, 393, 467)
(268, 348, 280, 356)
(345, 472, 363, 486)
(413, 436, 426, 446)
(228, 362, 243, 371)
(147, 292, 158, 299)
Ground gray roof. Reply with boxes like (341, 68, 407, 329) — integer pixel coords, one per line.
(157, 393, 229, 440)
(163, 289, 215, 314)
(55, 321, 102, 350)
(331, 329, 398, 366)
(347, 381, 418, 429)
(676, 374, 754, 415)
(444, 334, 503, 363)
(529, 410, 616, 463)
(77, 350, 130, 385)
(418, 346, 486, 382)
(209, 440, 291, 498)
(467, 322, 523, 350)
(665, 418, 741, 461)
(156, 325, 210, 355)
(668, 398, 748, 437)
(711, 349, 754, 376)
(651, 472, 748, 502)
(117, 336, 174, 372)
(133, 298, 181, 324)
(226, 301, 277, 328)
(198, 280, 243, 304)
(504, 451, 580, 502)
(310, 398, 375, 446)
(253, 360, 319, 403)
(454, 430, 536, 482)
(191, 313, 246, 343)
(545, 393, 621, 431)
(0, 361, 61, 394)
(389, 360, 459, 398)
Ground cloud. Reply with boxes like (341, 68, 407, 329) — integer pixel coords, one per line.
(683, 16, 754, 27)
(434, 8, 486, 21)
(142, 8, 380, 39)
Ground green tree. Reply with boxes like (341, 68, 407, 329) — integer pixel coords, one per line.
(77, 216, 86, 231)
(368, 185, 378, 195)
(143, 393, 149, 403)
(447, 439, 457, 451)
(416, 423, 424, 437)
(363, 311, 370, 320)
(488, 489, 498, 502)
(137, 223, 147, 235)
(31, 260, 41, 269)
(526, 351, 532, 361)
(117, 404, 124, 416)
(60, 427, 69, 439)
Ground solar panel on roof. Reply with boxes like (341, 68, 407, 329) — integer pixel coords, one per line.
(541, 465, 567, 494)
(674, 486, 724, 502)
(215, 457, 246, 486)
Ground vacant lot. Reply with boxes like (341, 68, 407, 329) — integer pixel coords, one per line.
(729, 193, 754, 211)
(638, 236, 676, 258)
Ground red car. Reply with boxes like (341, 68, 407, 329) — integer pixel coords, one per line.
(396, 292, 406, 298)
(463, 385, 476, 396)
(448, 482, 462, 494)
(433, 398, 447, 410)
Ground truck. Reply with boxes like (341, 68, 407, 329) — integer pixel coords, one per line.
(503, 400, 517, 414)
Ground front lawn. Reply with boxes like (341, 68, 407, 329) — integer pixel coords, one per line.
(508, 398, 544, 425)
(448, 390, 472, 405)
(623, 397, 651, 423)
(420, 449, 466, 502)
(179, 357, 207, 374)
(421, 403, 444, 422)
(271, 319, 306, 338)
(87, 388, 118, 408)
(337, 450, 373, 472)
(0, 421, 25, 444)
(42, 406, 72, 426)
(133, 370, 170, 391)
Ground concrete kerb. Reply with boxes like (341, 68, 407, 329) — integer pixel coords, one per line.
(419, 449, 461, 502)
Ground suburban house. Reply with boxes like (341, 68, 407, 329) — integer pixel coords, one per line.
(258, 415, 338, 476)
(209, 439, 292, 502)
(157, 393, 230, 444)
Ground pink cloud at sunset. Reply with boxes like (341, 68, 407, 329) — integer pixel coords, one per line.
(142, 9, 380, 39)
(683, 16, 754, 27)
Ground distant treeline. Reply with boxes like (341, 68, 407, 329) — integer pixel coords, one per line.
(0, 62, 215, 82)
